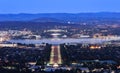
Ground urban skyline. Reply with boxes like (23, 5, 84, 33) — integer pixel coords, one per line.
(0, 0, 120, 73)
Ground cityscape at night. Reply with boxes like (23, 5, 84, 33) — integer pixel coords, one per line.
(0, 0, 120, 73)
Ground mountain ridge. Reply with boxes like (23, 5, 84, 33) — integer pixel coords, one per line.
(0, 12, 120, 22)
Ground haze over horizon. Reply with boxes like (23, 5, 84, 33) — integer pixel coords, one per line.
(0, 0, 120, 14)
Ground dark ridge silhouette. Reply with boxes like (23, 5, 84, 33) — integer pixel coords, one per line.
(0, 12, 120, 22)
(31, 17, 65, 23)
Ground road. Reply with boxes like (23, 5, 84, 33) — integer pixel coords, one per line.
(49, 45, 62, 66)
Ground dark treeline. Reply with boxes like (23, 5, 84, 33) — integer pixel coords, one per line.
(0, 21, 80, 30)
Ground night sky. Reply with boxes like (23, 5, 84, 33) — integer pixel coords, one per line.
(0, 0, 120, 13)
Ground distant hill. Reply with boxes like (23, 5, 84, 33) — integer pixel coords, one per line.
(0, 12, 120, 22)
(32, 17, 64, 23)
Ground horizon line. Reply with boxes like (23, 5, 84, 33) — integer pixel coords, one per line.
(0, 12, 120, 14)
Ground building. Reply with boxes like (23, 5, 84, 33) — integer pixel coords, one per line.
(0, 42, 17, 47)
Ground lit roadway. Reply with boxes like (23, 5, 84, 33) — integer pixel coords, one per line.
(49, 45, 62, 66)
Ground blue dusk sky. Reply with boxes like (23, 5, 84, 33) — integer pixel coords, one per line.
(0, 0, 120, 13)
